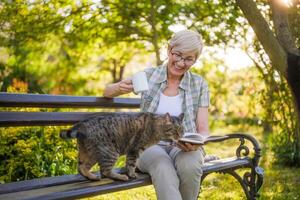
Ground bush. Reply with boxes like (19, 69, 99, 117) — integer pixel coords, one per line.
(271, 128, 300, 167)
(0, 126, 77, 183)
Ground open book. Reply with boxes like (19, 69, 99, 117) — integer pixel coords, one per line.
(178, 133, 208, 145)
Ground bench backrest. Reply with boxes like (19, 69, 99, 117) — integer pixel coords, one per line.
(0, 93, 141, 127)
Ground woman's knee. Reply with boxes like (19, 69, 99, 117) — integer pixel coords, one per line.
(137, 145, 172, 173)
(179, 162, 202, 179)
(152, 160, 176, 175)
(175, 151, 204, 178)
(151, 161, 180, 187)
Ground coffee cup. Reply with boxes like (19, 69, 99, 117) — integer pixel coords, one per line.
(132, 71, 149, 94)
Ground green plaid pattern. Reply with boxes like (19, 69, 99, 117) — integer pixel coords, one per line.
(140, 64, 210, 133)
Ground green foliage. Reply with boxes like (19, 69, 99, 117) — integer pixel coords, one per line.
(191, 60, 265, 131)
(260, 66, 300, 166)
(0, 125, 77, 183)
(0, 0, 243, 94)
(288, 1, 300, 47)
(271, 128, 300, 167)
(179, 0, 241, 46)
(246, 39, 300, 166)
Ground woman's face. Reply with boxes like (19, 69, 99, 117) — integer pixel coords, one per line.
(167, 48, 196, 79)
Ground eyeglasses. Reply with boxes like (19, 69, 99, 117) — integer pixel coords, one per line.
(171, 52, 195, 66)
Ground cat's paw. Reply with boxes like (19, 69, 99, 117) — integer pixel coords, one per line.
(103, 172, 129, 181)
(80, 172, 101, 181)
(116, 174, 129, 181)
(128, 171, 137, 179)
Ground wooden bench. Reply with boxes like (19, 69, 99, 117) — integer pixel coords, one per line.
(0, 93, 264, 200)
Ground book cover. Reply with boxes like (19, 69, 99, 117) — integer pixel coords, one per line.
(178, 133, 207, 145)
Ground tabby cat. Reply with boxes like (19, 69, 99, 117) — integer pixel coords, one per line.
(60, 112, 184, 181)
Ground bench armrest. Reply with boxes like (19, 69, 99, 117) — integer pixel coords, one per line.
(204, 133, 261, 167)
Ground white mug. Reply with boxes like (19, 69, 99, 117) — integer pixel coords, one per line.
(132, 71, 149, 94)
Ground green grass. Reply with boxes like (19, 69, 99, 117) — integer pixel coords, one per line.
(83, 124, 300, 200)
(260, 166, 300, 200)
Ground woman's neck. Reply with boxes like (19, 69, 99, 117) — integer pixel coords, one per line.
(164, 68, 181, 96)
(167, 76, 181, 86)
(167, 69, 182, 85)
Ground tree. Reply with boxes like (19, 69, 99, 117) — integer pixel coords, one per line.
(236, 0, 300, 165)
(99, 42, 145, 83)
(236, 0, 300, 121)
(0, 0, 92, 93)
(96, 0, 181, 65)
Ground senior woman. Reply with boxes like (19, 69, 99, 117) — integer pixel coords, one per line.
(104, 29, 209, 200)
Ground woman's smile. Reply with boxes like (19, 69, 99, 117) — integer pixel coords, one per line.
(174, 63, 185, 71)
(168, 61, 190, 78)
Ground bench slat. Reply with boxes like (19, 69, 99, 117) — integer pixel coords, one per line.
(0, 112, 139, 126)
(0, 174, 87, 195)
(0, 93, 140, 108)
(0, 174, 151, 200)
(0, 157, 251, 200)
(203, 157, 251, 173)
(0, 169, 123, 195)
(31, 175, 152, 200)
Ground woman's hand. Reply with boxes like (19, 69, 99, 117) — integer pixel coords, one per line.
(103, 78, 134, 97)
(117, 78, 134, 94)
(176, 141, 201, 152)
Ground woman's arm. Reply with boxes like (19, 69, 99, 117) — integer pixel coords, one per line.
(177, 107, 210, 152)
(103, 79, 134, 98)
(196, 107, 210, 137)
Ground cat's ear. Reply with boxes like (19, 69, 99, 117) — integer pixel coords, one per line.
(178, 113, 184, 121)
(142, 112, 153, 121)
(164, 113, 172, 123)
(145, 112, 154, 118)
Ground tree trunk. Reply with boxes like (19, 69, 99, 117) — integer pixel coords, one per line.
(270, 0, 300, 122)
(111, 59, 117, 83)
(270, 0, 299, 55)
(236, 0, 300, 165)
(149, 0, 162, 66)
(236, 0, 287, 75)
(118, 65, 125, 82)
(236, 0, 300, 123)
(287, 53, 300, 123)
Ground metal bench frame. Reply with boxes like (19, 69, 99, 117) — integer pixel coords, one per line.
(0, 93, 264, 200)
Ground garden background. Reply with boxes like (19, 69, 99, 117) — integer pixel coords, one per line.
(0, 0, 299, 199)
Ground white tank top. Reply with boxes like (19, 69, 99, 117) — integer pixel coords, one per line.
(155, 92, 183, 117)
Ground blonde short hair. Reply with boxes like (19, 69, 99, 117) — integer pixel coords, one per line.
(168, 30, 203, 59)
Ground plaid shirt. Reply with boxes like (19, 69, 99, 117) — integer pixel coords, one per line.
(140, 64, 210, 133)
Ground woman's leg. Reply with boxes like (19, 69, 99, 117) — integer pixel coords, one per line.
(170, 147, 204, 200)
(137, 145, 182, 200)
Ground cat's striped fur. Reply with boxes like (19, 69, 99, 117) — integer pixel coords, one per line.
(60, 112, 184, 181)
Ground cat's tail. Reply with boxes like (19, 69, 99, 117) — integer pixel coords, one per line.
(60, 128, 86, 139)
